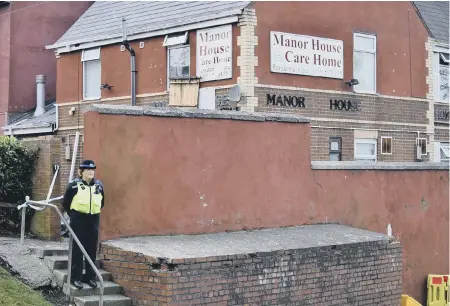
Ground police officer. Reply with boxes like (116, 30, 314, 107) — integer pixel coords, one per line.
(62, 160, 104, 289)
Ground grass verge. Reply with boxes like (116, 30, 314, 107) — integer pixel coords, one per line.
(0, 266, 51, 306)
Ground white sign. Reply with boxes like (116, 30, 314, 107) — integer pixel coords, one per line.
(197, 25, 232, 82)
(270, 31, 344, 79)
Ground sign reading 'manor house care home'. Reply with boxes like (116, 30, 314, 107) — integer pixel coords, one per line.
(270, 31, 344, 79)
(197, 25, 232, 82)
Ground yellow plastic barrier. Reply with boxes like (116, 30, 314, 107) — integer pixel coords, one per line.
(428, 275, 446, 306)
(444, 275, 449, 305)
(402, 294, 422, 306)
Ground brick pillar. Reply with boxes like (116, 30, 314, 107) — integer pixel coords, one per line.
(237, 7, 258, 112)
(22, 137, 62, 241)
(425, 37, 435, 161)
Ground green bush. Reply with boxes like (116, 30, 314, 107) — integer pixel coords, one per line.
(0, 136, 39, 233)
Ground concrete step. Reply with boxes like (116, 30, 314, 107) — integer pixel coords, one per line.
(54, 269, 111, 287)
(29, 246, 69, 258)
(74, 294, 132, 306)
(63, 281, 122, 297)
(44, 256, 101, 270)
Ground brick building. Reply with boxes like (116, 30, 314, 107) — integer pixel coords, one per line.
(48, 1, 448, 185)
(415, 1, 449, 162)
(0, 1, 93, 130)
(0, 1, 92, 239)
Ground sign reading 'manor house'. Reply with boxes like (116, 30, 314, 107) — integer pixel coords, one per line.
(267, 94, 306, 108)
(270, 31, 344, 79)
(197, 25, 232, 82)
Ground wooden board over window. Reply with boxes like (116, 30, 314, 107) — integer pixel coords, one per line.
(169, 77, 200, 107)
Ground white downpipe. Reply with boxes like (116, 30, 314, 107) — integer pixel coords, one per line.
(68, 132, 80, 182)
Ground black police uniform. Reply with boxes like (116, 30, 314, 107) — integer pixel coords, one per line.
(62, 160, 105, 289)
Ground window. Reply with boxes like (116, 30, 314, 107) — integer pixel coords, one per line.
(81, 48, 101, 100)
(381, 137, 392, 155)
(417, 138, 427, 155)
(163, 32, 188, 47)
(167, 45, 190, 88)
(434, 142, 449, 162)
(353, 33, 376, 93)
(354, 138, 377, 161)
(440, 143, 449, 162)
(438, 53, 449, 102)
(329, 137, 342, 161)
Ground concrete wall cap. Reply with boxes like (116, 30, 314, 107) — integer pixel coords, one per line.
(83, 104, 310, 124)
(311, 161, 450, 170)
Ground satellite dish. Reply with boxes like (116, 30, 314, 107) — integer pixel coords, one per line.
(228, 85, 241, 102)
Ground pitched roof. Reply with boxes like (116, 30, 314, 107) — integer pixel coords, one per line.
(48, 1, 251, 50)
(2, 99, 57, 135)
(414, 1, 449, 44)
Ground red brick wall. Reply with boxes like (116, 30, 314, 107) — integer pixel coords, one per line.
(21, 136, 62, 240)
(6, 1, 92, 112)
(253, 1, 429, 98)
(56, 25, 240, 103)
(100, 240, 402, 305)
(0, 4, 11, 129)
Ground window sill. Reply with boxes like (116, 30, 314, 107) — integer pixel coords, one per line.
(353, 90, 378, 96)
(311, 161, 449, 170)
(435, 100, 449, 105)
(82, 97, 101, 102)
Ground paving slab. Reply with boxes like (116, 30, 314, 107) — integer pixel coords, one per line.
(0, 237, 66, 288)
(102, 224, 390, 260)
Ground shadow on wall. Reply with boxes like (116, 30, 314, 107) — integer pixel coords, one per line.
(83, 105, 449, 303)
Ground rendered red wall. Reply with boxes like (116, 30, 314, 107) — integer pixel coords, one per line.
(84, 110, 449, 302)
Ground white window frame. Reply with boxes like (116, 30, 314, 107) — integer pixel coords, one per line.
(433, 50, 449, 103)
(166, 44, 190, 90)
(81, 48, 101, 101)
(434, 142, 449, 162)
(380, 136, 393, 155)
(353, 33, 377, 94)
(416, 138, 428, 156)
(354, 138, 377, 162)
(163, 32, 188, 47)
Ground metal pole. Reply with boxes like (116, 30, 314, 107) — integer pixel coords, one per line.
(131, 55, 136, 106)
(66, 234, 73, 302)
(25, 199, 104, 306)
(46, 165, 59, 201)
(68, 132, 80, 182)
(20, 206, 26, 245)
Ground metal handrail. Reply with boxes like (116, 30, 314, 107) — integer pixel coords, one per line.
(17, 131, 104, 305)
(23, 198, 104, 306)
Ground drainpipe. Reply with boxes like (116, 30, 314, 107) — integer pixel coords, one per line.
(122, 18, 136, 106)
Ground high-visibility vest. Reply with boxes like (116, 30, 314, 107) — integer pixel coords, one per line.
(70, 181, 103, 214)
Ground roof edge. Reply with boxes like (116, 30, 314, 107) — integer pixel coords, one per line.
(47, 12, 243, 53)
(1, 125, 55, 136)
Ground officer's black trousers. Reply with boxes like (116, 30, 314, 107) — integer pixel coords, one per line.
(69, 211, 100, 282)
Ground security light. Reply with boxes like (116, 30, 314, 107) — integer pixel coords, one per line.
(345, 79, 359, 87)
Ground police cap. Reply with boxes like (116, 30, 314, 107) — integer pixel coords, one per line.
(79, 160, 97, 170)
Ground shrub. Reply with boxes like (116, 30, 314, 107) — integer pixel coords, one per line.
(0, 136, 39, 233)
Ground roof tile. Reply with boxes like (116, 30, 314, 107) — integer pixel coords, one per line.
(414, 1, 449, 44)
(53, 1, 251, 47)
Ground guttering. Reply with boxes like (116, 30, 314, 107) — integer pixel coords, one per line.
(46, 15, 239, 54)
(434, 41, 450, 50)
(2, 125, 54, 136)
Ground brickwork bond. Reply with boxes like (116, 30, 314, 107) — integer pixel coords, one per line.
(100, 240, 402, 305)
